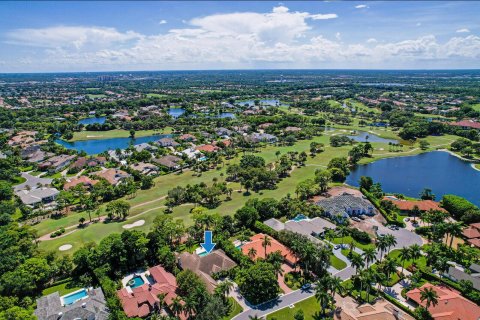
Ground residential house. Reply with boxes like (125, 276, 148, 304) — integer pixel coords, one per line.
(130, 162, 158, 175)
(258, 123, 274, 130)
(449, 119, 480, 131)
(21, 145, 52, 163)
(336, 297, 415, 320)
(247, 132, 277, 143)
(406, 283, 480, 320)
(382, 196, 447, 215)
(195, 144, 219, 153)
(64, 176, 99, 191)
(157, 137, 179, 148)
(445, 262, 480, 291)
(284, 126, 302, 132)
(16, 187, 60, 207)
(70, 156, 106, 170)
(38, 155, 76, 173)
(178, 134, 196, 142)
(215, 127, 232, 137)
(463, 222, 480, 248)
(133, 143, 158, 153)
(92, 169, 130, 186)
(317, 193, 375, 218)
(117, 266, 186, 319)
(264, 217, 335, 244)
(153, 155, 182, 170)
(35, 287, 109, 320)
(241, 233, 296, 266)
(7, 130, 37, 147)
(178, 250, 237, 293)
(176, 148, 202, 160)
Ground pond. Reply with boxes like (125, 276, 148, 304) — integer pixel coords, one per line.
(346, 151, 480, 206)
(169, 108, 185, 118)
(78, 116, 106, 125)
(347, 131, 398, 144)
(168, 108, 235, 119)
(56, 134, 173, 155)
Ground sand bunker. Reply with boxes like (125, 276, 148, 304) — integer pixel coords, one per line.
(123, 220, 145, 229)
(59, 244, 72, 251)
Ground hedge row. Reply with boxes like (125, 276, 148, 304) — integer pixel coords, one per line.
(93, 267, 129, 320)
(253, 220, 280, 239)
(379, 291, 417, 318)
(360, 188, 405, 227)
(217, 237, 252, 267)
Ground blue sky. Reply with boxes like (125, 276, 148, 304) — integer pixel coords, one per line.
(0, 1, 479, 72)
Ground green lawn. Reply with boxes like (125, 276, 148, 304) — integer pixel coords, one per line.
(12, 176, 27, 185)
(330, 254, 347, 270)
(475, 164, 480, 170)
(86, 94, 107, 99)
(224, 297, 243, 320)
(69, 128, 173, 141)
(331, 236, 375, 251)
(146, 93, 168, 98)
(387, 249, 427, 270)
(42, 279, 82, 296)
(471, 103, 480, 112)
(266, 296, 328, 320)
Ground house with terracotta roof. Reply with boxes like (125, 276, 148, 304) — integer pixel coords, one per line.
(335, 297, 414, 320)
(178, 134, 196, 142)
(241, 233, 296, 266)
(382, 196, 447, 214)
(195, 144, 219, 153)
(153, 155, 182, 170)
(178, 250, 237, 293)
(463, 222, 480, 248)
(449, 119, 480, 131)
(117, 265, 186, 319)
(64, 176, 99, 190)
(284, 126, 302, 132)
(92, 169, 131, 186)
(39, 154, 76, 173)
(406, 283, 480, 320)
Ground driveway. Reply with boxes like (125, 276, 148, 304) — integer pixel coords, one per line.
(14, 172, 53, 192)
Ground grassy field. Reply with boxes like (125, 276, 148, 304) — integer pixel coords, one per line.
(266, 296, 325, 320)
(223, 298, 243, 320)
(86, 94, 107, 99)
(146, 93, 168, 98)
(42, 279, 82, 296)
(331, 236, 375, 251)
(471, 104, 480, 112)
(37, 127, 456, 255)
(387, 249, 427, 270)
(69, 127, 173, 141)
(330, 254, 347, 270)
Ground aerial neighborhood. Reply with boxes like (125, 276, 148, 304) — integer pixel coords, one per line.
(0, 69, 479, 320)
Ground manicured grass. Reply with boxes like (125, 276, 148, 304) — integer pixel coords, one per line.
(475, 164, 480, 170)
(471, 103, 480, 112)
(146, 93, 168, 98)
(342, 279, 377, 303)
(330, 254, 347, 270)
(86, 94, 107, 99)
(44, 172, 62, 179)
(12, 176, 26, 185)
(42, 279, 82, 296)
(223, 297, 242, 320)
(266, 296, 327, 320)
(331, 236, 375, 251)
(69, 128, 173, 141)
(387, 249, 427, 270)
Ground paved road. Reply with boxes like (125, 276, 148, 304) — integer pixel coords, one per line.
(14, 172, 53, 192)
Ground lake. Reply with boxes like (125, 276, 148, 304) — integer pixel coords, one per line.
(56, 134, 173, 155)
(237, 99, 281, 106)
(168, 108, 235, 119)
(169, 108, 185, 118)
(346, 151, 480, 206)
(347, 131, 398, 144)
(78, 116, 106, 125)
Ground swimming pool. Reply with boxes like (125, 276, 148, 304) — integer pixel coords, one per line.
(291, 214, 308, 222)
(128, 276, 145, 289)
(61, 289, 88, 305)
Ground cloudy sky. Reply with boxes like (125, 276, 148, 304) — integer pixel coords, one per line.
(0, 1, 479, 72)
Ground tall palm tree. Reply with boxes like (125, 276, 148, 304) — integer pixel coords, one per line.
(337, 226, 349, 248)
(446, 222, 464, 248)
(384, 234, 397, 255)
(420, 287, 439, 309)
(329, 276, 344, 299)
(215, 279, 234, 301)
(350, 254, 365, 275)
(409, 244, 422, 267)
(381, 258, 398, 283)
(376, 235, 389, 261)
(262, 235, 272, 258)
(247, 247, 257, 260)
(398, 247, 411, 273)
(362, 247, 376, 268)
(315, 287, 333, 318)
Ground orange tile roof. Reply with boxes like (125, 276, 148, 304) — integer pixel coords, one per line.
(195, 144, 218, 153)
(241, 233, 296, 265)
(406, 283, 480, 320)
(463, 226, 480, 239)
(467, 238, 480, 248)
(117, 265, 186, 319)
(383, 197, 446, 212)
(63, 176, 99, 190)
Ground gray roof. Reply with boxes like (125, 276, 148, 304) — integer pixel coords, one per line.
(285, 217, 336, 236)
(14, 172, 53, 192)
(35, 288, 109, 320)
(16, 187, 59, 205)
(264, 218, 285, 232)
(133, 143, 157, 152)
(447, 264, 480, 291)
(316, 194, 374, 215)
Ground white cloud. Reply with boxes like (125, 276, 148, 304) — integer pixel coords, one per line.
(159, 20, 167, 25)
(355, 4, 368, 9)
(416, 22, 422, 27)
(309, 13, 338, 20)
(2, 6, 480, 71)
(456, 28, 470, 33)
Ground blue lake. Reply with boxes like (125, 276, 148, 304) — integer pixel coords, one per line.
(78, 116, 106, 125)
(168, 108, 235, 119)
(169, 108, 185, 118)
(346, 151, 480, 206)
(56, 134, 172, 155)
(237, 99, 281, 106)
(347, 131, 398, 144)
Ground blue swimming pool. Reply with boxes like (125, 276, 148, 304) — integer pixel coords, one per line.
(128, 276, 145, 289)
(292, 214, 308, 222)
(62, 289, 88, 305)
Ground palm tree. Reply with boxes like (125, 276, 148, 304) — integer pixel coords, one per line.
(398, 247, 411, 274)
(420, 287, 439, 309)
(409, 244, 422, 267)
(446, 222, 464, 248)
(337, 226, 349, 248)
(381, 258, 398, 284)
(215, 279, 234, 301)
(329, 276, 343, 299)
(169, 296, 183, 318)
(262, 235, 272, 258)
(247, 247, 257, 260)
(376, 235, 389, 261)
(350, 254, 365, 275)
(315, 287, 333, 318)
(384, 234, 397, 255)
(362, 247, 376, 268)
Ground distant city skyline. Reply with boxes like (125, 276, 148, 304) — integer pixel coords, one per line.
(0, 1, 479, 72)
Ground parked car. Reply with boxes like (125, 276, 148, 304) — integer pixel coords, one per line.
(334, 245, 340, 250)
(351, 217, 361, 222)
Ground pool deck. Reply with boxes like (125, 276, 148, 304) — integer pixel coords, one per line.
(60, 287, 91, 306)
(121, 271, 151, 293)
